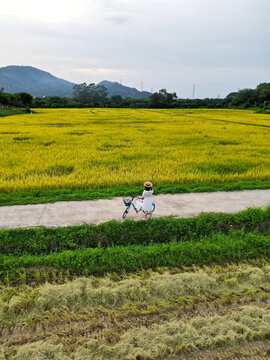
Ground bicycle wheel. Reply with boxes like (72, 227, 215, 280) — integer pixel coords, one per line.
(122, 206, 130, 219)
(143, 203, 156, 215)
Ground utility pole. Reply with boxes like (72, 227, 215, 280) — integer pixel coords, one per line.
(151, 87, 153, 93)
(120, 79, 122, 85)
(192, 84, 196, 99)
(140, 81, 144, 92)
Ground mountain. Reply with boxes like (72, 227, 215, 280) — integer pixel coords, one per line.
(0, 66, 75, 97)
(99, 80, 151, 99)
(0, 66, 152, 99)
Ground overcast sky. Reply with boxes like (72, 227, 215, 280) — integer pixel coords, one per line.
(0, 0, 269, 98)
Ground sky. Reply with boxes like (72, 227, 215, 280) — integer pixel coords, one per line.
(0, 0, 269, 98)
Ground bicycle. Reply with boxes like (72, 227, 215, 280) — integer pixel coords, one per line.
(122, 194, 155, 219)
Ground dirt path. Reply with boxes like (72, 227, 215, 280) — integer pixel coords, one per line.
(1, 189, 270, 229)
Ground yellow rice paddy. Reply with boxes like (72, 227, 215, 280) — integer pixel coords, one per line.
(0, 108, 270, 192)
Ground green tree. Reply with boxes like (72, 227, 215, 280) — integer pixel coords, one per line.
(255, 83, 270, 104)
(110, 95, 123, 107)
(72, 83, 108, 106)
(17, 92, 33, 107)
(149, 89, 178, 108)
(231, 89, 255, 107)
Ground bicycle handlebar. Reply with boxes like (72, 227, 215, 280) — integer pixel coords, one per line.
(127, 193, 143, 200)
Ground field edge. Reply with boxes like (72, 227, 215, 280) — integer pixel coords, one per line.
(1, 179, 270, 206)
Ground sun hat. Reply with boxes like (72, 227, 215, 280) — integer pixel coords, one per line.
(144, 181, 152, 187)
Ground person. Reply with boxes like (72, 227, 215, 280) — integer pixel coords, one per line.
(142, 181, 154, 220)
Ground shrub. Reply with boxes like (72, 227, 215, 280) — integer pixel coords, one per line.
(1, 231, 270, 279)
(0, 207, 269, 256)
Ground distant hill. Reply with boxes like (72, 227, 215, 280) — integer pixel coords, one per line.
(99, 80, 151, 99)
(0, 66, 151, 99)
(0, 66, 75, 97)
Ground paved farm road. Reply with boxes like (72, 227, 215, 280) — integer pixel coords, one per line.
(1, 189, 270, 229)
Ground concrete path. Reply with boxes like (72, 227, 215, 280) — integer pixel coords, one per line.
(1, 189, 270, 230)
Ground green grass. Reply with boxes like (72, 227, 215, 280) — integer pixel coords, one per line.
(0, 109, 29, 117)
(1, 230, 270, 280)
(1, 179, 270, 206)
(0, 207, 269, 256)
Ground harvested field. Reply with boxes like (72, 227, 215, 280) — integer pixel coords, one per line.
(2, 261, 270, 359)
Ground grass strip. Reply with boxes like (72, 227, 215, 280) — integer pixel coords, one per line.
(1, 207, 269, 256)
(1, 180, 270, 206)
(1, 231, 270, 279)
(0, 109, 29, 117)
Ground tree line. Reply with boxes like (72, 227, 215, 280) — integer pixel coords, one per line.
(1, 82, 270, 109)
(0, 88, 33, 108)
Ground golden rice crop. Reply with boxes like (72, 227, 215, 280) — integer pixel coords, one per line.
(0, 108, 270, 192)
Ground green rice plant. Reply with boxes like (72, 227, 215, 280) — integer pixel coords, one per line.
(258, 291, 268, 302)
(51, 271, 57, 283)
(4, 321, 13, 334)
(43, 272, 50, 282)
(83, 268, 89, 276)
(4, 274, 10, 286)
(103, 329, 120, 344)
(34, 271, 41, 284)
(26, 316, 36, 331)
(18, 271, 27, 284)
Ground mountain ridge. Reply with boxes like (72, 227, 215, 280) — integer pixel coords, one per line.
(0, 65, 75, 97)
(0, 65, 151, 99)
(99, 80, 151, 99)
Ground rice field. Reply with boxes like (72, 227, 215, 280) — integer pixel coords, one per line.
(2, 261, 270, 359)
(0, 108, 270, 193)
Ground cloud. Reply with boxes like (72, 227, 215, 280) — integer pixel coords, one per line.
(0, 0, 270, 97)
(0, 0, 90, 23)
(106, 15, 131, 24)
